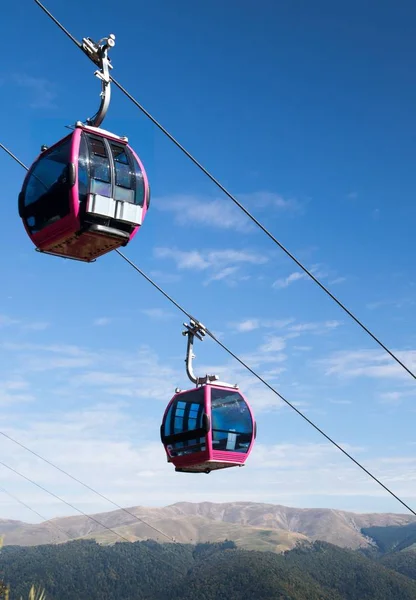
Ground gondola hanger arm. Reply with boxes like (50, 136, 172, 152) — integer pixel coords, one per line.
(182, 320, 238, 389)
(81, 33, 115, 127)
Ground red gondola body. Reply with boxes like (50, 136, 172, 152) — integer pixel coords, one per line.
(161, 383, 256, 474)
(18, 123, 150, 262)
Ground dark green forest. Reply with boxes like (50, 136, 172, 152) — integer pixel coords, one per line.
(1, 539, 416, 600)
(362, 522, 416, 554)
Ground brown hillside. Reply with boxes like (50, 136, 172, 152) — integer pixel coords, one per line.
(1, 501, 415, 551)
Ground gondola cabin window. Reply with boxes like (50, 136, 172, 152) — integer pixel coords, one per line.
(211, 389, 253, 452)
(163, 388, 206, 456)
(23, 136, 72, 233)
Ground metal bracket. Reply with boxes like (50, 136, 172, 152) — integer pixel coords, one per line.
(182, 320, 238, 389)
(81, 34, 115, 127)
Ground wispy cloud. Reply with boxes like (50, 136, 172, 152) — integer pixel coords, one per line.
(0, 315, 19, 327)
(259, 336, 286, 353)
(318, 349, 416, 381)
(24, 321, 50, 331)
(346, 192, 358, 200)
(149, 270, 182, 284)
(239, 191, 302, 213)
(153, 194, 250, 232)
(378, 389, 416, 406)
(12, 74, 57, 109)
(228, 318, 340, 338)
(154, 247, 268, 285)
(366, 298, 415, 311)
(273, 271, 306, 289)
(287, 320, 342, 335)
(93, 317, 112, 327)
(153, 191, 301, 233)
(0, 315, 49, 332)
(329, 399, 352, 405)
(0, 379, 34, 407)
(272, 263, 330, 289)
(2, 342, 96, 372)
(141, 308, 174, 320)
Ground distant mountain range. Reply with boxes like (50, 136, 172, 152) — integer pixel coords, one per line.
(1, 501, 416, 552)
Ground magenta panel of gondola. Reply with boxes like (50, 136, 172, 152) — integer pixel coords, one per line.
(161, 383, 256, 473)
(18, 123, 150, 262)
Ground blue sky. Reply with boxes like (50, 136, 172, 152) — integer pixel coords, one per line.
(0, 0, 415, 523)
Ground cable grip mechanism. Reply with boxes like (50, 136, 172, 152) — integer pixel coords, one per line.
(81, 34, 115, 127)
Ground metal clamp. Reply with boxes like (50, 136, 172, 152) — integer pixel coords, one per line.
(81, 34, 115, 127)
(182, 320, 238, 389)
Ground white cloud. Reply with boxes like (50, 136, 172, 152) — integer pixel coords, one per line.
(141, 308, 173, 320)
(239, 191, 302, 213)
(228, 318, 340, 338)
(24, 321, 50, 331)
(0, 315, 49, 332)
(154, 247, 268, 285)
(288, 320, 342, 334)
(3, 419, 416, 523)
(232, 319, 261, 332)
(273, 271, 306, 289)
(149, 270, 182, 284)
(259, 336, 286, 353)
(1, 333, 415, 523)
(12, 74, 57, 109)
(203, 266, 240, 286)
(153, 192, 301, 233)
(366, 298, 415, 311)
(318, 349, 416, 381)
(153, 194, 250, 232)
(93, 317, 112, 326)
(1, 342, 96, 372)
(329, 399, 352, 405)
(272, 264, 338, 289)
(378, 390, 416, 406)
(0, 315, 19, 327)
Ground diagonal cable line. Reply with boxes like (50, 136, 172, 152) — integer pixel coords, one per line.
(0, 460, 140, 544)
(33, 0, 416, 382)
(0, 430, 178, 545)
(0, 139, 415, 517)
(0, 461, 188, 574)
(115, 250, 416, 518)
(0, 484, 72, 542)
(0, 143, 28, 170)
(0, 141, 187, 549)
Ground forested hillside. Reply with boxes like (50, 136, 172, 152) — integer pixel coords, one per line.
(362, 522, 416, 554)
(2, 539, 416, 600)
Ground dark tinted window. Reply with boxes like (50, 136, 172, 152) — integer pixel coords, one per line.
(88, 136, 111, 197)
(132, 154, 145, 207)
(111, 143, 135, 203)
(23, 136, 72, 233)
(24, 138, 71, 208)
(77, 133, 89, 203)
(164, 389, 206, 456)
(211, 389, 253, 453)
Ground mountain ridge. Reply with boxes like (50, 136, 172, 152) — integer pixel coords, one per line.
(2, 500, 415, 551)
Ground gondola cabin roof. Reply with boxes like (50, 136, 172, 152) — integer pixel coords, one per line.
(161, 383, 256, 474)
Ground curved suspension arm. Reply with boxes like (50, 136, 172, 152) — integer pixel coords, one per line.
(82, 34, 115, 127)
(182, 321, 237, 389)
